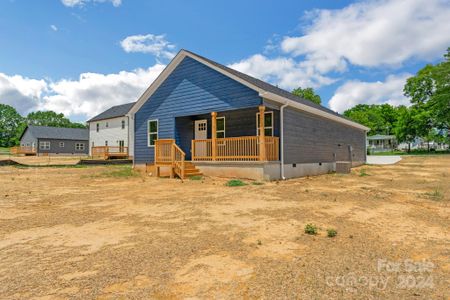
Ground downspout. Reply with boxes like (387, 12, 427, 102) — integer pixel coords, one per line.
(280, 102, 289, 180)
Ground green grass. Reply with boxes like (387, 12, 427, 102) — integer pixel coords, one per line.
(327, 228, 338, 238)
(14, 164, 88, 169)
(304, 223, 318, 235)
(359, 168, 369, 177)
(189, 175, 203, 180)
(225, 179, 247, 187)
(0, 147, 10, 154)
(83, 165, 139, 179)
(424, 188, 444, 201)
(370, 149, 450, 156)
(251, 181, 264, 185)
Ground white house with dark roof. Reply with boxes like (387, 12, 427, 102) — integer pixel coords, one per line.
(87, 102, 135, 158)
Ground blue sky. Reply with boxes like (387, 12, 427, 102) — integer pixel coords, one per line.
(1, 0, 449, 122)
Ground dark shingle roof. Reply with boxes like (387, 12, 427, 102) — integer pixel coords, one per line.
(24, 125, 89, 141)
(87, 102, 135, 122)
(184, 50, 344, 118)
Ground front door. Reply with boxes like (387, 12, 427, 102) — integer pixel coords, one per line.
(194, 119, 208, 157)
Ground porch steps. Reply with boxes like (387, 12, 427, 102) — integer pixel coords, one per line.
(183, 162, 203, 178)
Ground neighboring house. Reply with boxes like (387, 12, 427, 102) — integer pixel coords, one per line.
(19, 125, 89, 156)
(398, 137, 449, 151)
(367, 134, 397, 152)
(129, 50, 369, 180)
(87, 102, 135, 158)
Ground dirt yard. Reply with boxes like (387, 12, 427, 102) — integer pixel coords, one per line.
(0, 156, 449, 299)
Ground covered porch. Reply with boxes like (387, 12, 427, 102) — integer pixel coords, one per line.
(154, 105, 280, 179)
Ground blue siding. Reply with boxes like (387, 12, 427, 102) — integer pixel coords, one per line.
(134, 56, 263, 164)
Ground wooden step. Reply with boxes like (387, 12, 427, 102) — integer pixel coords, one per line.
(184, 168, 202, 175)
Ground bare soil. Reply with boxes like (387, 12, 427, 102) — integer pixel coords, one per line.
(0, 156, 449, 299)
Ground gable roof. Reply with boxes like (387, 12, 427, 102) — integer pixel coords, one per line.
(367, 134, 396, 140)
(129, 49, 369, 131)
(21, 125, 89, 141)
(87, 102, 135, 122)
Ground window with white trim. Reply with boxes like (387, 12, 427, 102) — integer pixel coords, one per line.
(96, 123, 99, 132)
(148, 120, 158, 146)
(75, 143, 85, 150)
(39, 141, 50, 150)
(121, 120, 126, 129)
(59, 142, 64, 148)
(216, 117, 225, 138)
(256, 111, 274, 136)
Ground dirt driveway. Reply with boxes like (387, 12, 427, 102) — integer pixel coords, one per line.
(0, 156, 449, 299)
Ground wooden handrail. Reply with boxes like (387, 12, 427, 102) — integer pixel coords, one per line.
(91, 146, 129, 159)
(172, 143, 186, 179)
(154, 139, 185, 179)
(11, 146, 36, 155)
(192, 136, 279, 162)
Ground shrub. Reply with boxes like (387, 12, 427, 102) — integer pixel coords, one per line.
(225, 179, 247, 187)
(304, 223, 318, 235)
(189, 175, 203, 181)
(327, 228, 337, 238)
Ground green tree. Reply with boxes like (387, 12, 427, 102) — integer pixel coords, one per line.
(343, 104, 400, 135)
(292, 87, 322, 105)
(394, 106, 417, 152)
(26, 111, 86, 128)
(0, 104, 25, 147)
(404, 47, 450, 130)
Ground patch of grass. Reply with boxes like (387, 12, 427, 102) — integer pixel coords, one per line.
(189, 175, 203, 181)
(251, 181, 264, 185)
(14, 164, 88, 169)
(225, 179, 247, 187)
(424, 189, 444, 201)
(327, 228, 338, 238)
(304, 223, 318, 235)
(370, 149, 450, 156)
(359, 169, 369, 177)
(84, 166, 139, 179)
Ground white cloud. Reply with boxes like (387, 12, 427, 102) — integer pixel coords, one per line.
(0, 64, 165, 121)
(329, 74, 411, 113)
(50, 25, 58, 31)
(0, 73, 47, 115)
(228, 54, 335, 90)
(120, 34, 176, 60)
(281, 0, 450, 72)
(61, 0, 121, 8)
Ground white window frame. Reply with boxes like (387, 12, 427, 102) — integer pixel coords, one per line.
(96, 123, 99, 132)
(256, 111, 274, 136)
(59, 142, 64, 148)
(39, 141, 50, 150)
(216, 117, 225, 138)
(121, 120, 126, 129)
(148, 119, 158, 147)
(75, 143, 85, 151)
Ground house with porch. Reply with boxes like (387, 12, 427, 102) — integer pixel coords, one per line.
(129, 50, 369, 180)
(367, 134, 397, 153)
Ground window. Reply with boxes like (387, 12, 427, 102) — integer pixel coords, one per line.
(121, 120, 126, 129)
(39, 141, 50, 150)
(105, 141, 108, 146)
(59, 142, 64, 148)
(96, 123, 99, 132)
(106, 122, 109, 128)
(216, 117, 225, 138)
(148, 120, 158, 146)
(75, 143, 85, 150)
(256, 111, 274, 136)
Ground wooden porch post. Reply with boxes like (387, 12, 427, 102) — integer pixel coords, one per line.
(211, 111, 217, 161)
(259, 105, 266, 161)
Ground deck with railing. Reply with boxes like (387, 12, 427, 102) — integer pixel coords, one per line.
(191, 136, 279, 161)
(10, 146, 37, 155)
(155, 139, 186, 179)
(91, 146, 129, 159)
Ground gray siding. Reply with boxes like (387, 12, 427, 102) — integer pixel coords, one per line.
(37, 139, 89, 155)
(284, 108, 366, 164)
(20, 129, 36, 147)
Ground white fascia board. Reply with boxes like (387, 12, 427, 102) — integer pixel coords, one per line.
(260, 91, 370, 131)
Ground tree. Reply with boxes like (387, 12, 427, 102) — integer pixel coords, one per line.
(26, 111, 86, 128)
(404, 47, 450, 130)
(0, 104, 25, 147)
(394, 106, 417, 152)
(343, 104, 400, 135)
(292, 87, 322, 105)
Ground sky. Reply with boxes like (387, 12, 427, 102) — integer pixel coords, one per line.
(0, 0, 449, 122)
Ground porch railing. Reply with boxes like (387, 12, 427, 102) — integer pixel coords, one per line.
(192, 136, 279, 161)
(10, 146, 36, 155)
(91, 146, 128, 159)
(155, 139, 186, 179)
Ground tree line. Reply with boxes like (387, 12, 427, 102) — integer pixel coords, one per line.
(0, 105, 86, 147)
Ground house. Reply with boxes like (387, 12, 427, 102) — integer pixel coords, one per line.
(17, 125, 89, 156)
(367, 134, 397, 153)
(87, 102, 135, 159)
(129, 50, 370, 180)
